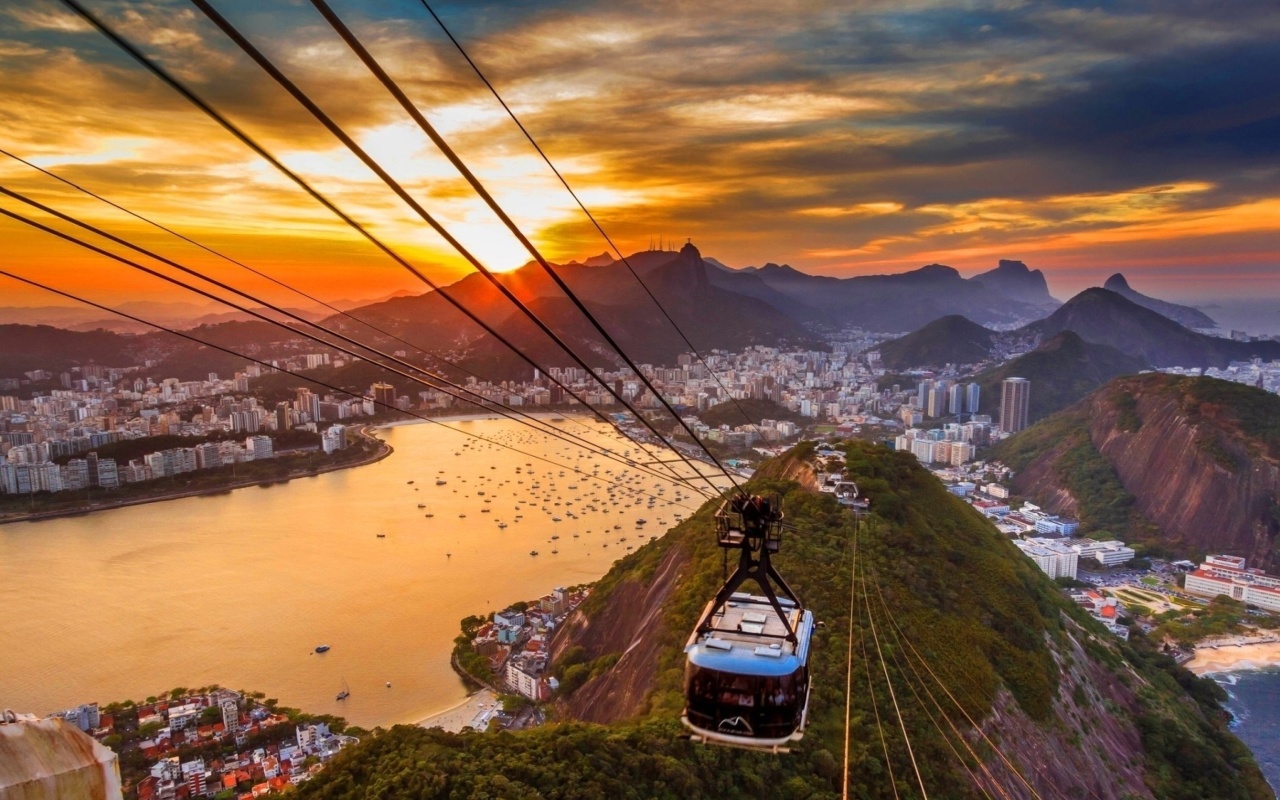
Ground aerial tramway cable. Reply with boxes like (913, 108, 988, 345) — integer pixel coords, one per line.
(0, 150, 702, 489)
(0, 196, 717, 499)
(306, 0, 746, 494)
(54, 0, 711, 495)
(2, 148, 461, 372)
(184, 0, 728, 497)
(868, 575, 1051, 800)
(0, 266, 712, 515)
(415, 0, 764, 447)
(867, 585, 1009, 800)
(842, 510, 860, 799)
(859, 532, 930, 799)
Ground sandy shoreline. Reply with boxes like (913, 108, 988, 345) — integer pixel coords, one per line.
(1187, 641, 1280, 675)
(375, 411, 597, 430)
(416, 688, 499, 733)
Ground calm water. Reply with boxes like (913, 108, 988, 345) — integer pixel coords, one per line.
(1216, 670, 1280, 797)
(0, 417, 723, 728)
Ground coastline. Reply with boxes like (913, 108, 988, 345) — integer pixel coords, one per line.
(0, 425, 393, 526)
(416, 688, 499, 733)
(373, 410, 598, 430)
(1187, 641, 1280, 675)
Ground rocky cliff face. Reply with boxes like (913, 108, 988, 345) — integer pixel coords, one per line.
(550, 542, 690, 724)
(1006, 374, 1280, 568)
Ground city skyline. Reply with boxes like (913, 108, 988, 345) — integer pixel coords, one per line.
(2, 0, 1279, 310)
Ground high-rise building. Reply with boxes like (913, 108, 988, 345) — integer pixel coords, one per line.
(966, 382, 980, 414)
(926, 381, 948, 417)
(947, 383, 963, 415)
(1000, 377, 1031, 433)
(372, 382, 397, 411)
(916, 379, 933, 409)
(246, 435, 273, 461)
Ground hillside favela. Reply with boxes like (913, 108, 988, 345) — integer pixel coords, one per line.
(3, 2, 1280, 799)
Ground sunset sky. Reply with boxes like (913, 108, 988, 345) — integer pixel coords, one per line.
(2, 0, 1278, 311)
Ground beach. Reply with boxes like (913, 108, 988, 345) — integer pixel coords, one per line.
(373, 410, 596, 430)
(417, 689, 500, 733)
(1187, 641, 1280, 675)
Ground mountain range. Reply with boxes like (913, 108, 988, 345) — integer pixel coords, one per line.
(297, 244, 1064, 378)
(872, 285, 1279, 377)
(875, 315, 995, 371)
(706, 257, 1057, 331)
(1, 246, 1273, 383)
(1025, 288, 1280, 368)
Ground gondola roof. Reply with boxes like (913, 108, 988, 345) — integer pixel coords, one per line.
(686, 593, 813, 677)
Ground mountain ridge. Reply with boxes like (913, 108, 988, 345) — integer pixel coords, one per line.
(875, 314, 995, 370)
(1022, 288, 1280, 368)
(1103, 273, 1217, 329)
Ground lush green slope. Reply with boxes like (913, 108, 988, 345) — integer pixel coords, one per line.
(698, 397, 805, 428)
(0, 323, 135, 377)
(986, 406, 1155, 544)
(974, 330, 1147, 422)
(874, 315, 994, 370)
(297, 443, 1269, 799)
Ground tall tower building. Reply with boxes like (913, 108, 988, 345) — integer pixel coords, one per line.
(966, 382, 981, 414)
(916, 379, 933, 409)
(1000, 377, 1031, 433)
(947, 383, 963, 415)
(371, 382, 397, 410)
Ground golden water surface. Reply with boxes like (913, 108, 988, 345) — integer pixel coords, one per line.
(0, 417, 723, 727)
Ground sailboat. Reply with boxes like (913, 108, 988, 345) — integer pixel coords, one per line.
(336, 678, 350, 701)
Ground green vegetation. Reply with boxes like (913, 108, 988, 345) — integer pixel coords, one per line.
(875, 315, 994, 370)
(298, 442, 1269, 799)
(697, 397, 805, 429)
(0, 323, 135, 377)
(1181, 376, 1280, 460)
(1150, 596, 1280, 649)
(1120, 632, 1270, 800)
(1115, 390, 1142, 432)
(552, 647, 620, 696)
(987, 408, 1155, 544)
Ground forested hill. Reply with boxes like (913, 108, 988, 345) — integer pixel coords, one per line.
(297, 443, 1269, 800)
(973, 330, 1147, 423)
(988, 373, 1280, 569)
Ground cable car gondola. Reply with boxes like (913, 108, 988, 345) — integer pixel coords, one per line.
(682, 493, 814, 752)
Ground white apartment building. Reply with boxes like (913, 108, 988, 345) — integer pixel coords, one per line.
(1070, 540, 1136, 567)
(1184, 555, 1280, 612)
(505, 660, 542, 701)
(1014, 538, 1079, 580)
